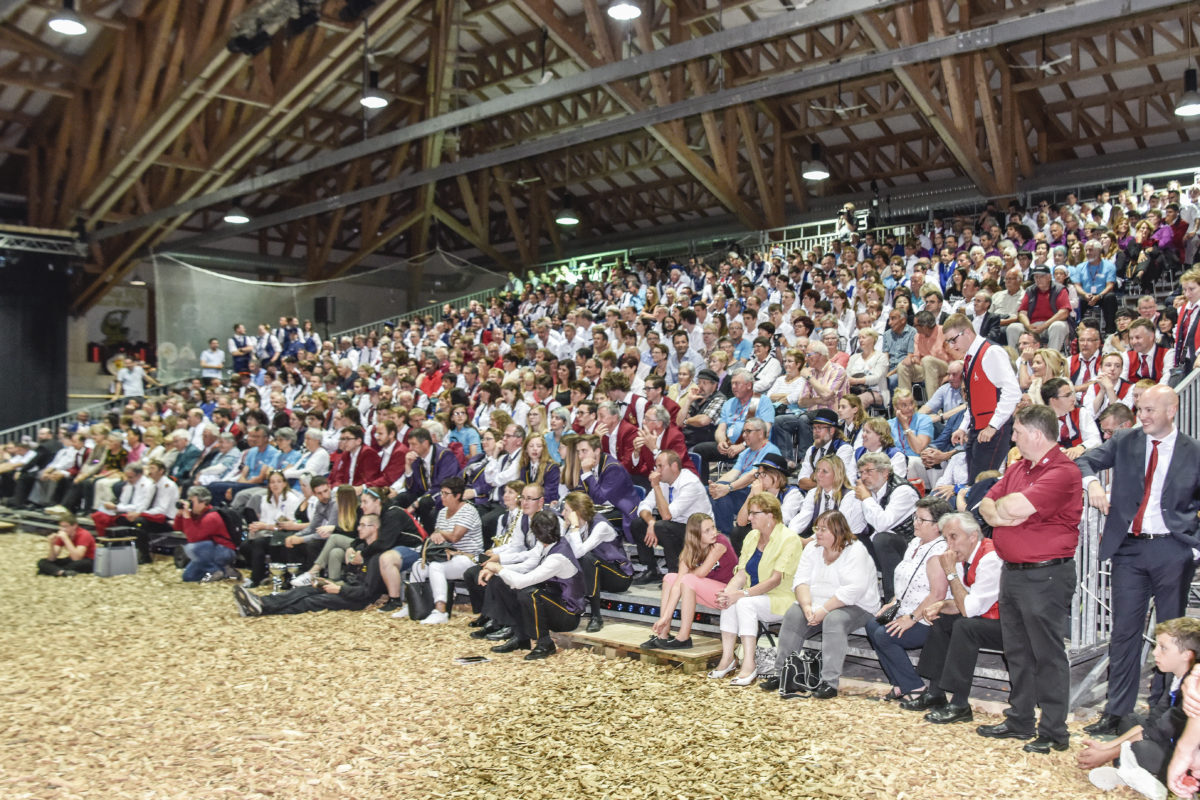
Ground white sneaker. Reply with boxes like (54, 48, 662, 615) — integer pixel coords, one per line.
(1116, 742, 1169, 800)
(420, 610, 450, 625)
(389, 605, 410, 619)
(290, 572, 315, 587)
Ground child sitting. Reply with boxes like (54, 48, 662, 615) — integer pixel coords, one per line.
(1080, 616, 1200, 800)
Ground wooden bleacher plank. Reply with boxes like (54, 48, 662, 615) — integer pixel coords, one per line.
(568, 622, 723, 674)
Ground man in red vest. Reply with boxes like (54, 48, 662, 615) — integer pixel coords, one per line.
(1122, 319, 1174, 386)
(900, 512, 1002, 724)
(943, 314, 1021, 480)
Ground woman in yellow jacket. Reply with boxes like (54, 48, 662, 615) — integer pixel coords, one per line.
(709, 492, 804, 686)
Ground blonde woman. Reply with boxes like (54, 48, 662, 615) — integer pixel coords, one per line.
(846, 328, 889, 408)
(306, 485, 361, 582)
(787, 454, 866, 538)
(1027, 348, 1067, 405)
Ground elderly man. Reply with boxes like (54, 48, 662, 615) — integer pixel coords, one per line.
(991, 268, 1026, 331)
(680, 368, 727, 449)
(881, 308, 917, 391)
(770, 341, 847, 468)
(692, 369, 774, 484)
(1073, 239, 1118, 334)
(900, 512, 1003, 725)
(631, 405, 694, 478)
(854, 451, 919, 600)
(897, 310, 950, 397)
(1077, 385, 1200, 736)
(978, 405, 1082, 754)
(1007, 265, 1070, 351)
(708, 418, 781, 534)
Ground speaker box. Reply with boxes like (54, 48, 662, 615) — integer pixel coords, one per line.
(314, 296, 336, 324)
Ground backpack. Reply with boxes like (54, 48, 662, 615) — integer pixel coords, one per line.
(211, 507, 245, 547)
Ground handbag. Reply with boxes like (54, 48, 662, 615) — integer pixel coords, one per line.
(404, 580, 435, 621)
(779, 649, 822, 697)
(421, 538, 454, 564)
(875, 537, 942, 625)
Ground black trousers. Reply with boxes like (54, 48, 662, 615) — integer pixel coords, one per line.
(261, 584, 370, 615)
(919, 614, 1004, 705)
(861, 531, 911, 601)
(999, 560, 1076, 741)
(240, 533, 318, 585)
(630, 516, 686, 574)
(578, 554, 633, 609)
(393, 491, 437, 532)
(1106, 535, 1195, 716)
(37, 556, 93, 575)
(464, 563, 486, 613)
(484, 579, 580, 646)
(133, 519, 177, 563)
(965, 418, 1011, 482)
(59, 477, 98, 513)
(10, 471, 37, 506)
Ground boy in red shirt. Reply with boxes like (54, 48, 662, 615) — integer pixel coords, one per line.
(37, 514, 96, 576)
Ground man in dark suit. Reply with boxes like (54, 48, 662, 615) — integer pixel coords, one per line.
(970, 292, 1004, 344)
(1077, 384, 1200, 735)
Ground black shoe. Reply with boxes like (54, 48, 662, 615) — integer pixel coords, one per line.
(811, 681, 837, 700)
(586, 615, 604, 633)
(468, 615, 490, 628)
(656, 637, 693, 650)
(976, 721, 1034, 740)
(639, 635, 664, 648)
(485, 625, 514, 641)
(759, 676, 781, 692)
(1083, 712, 1122, 736)
(470, 623, 500, 640)
(631, 571, 661, 585)
(377, 597, 405, 614)
(1022, 735, 1069, 754)
(490, 637, 531, 654)
(525, 642, 557, 660)
(925, 704, 973, 725)
(900, 691, 947, 712)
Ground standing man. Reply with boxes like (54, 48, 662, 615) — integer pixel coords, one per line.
(1076, 385, 1200, 736)
(200, 338, 226, 381)
(943, 314, 1020, 480)
(978, 405, 1082, 754)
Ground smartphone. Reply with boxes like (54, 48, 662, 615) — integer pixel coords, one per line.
(454, 656, 490, 665)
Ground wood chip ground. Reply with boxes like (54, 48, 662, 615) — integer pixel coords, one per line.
(0, 533, 1128, 799)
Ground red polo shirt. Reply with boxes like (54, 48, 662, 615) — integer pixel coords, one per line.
(985, 445, 1081, 563)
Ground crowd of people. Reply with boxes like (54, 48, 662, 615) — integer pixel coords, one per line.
(7, 182, 1200, 798)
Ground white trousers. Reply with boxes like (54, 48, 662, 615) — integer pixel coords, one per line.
(719, 594, 783, 637)
(410, 554, 475, 604)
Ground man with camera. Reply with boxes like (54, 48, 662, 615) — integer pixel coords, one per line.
(172, 486, 238, 582)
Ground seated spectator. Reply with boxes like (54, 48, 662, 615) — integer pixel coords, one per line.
(1081, 617, 1200, 799)
(631, 450, 711, 583)
(865, 496, 952, 701)
(794, 408, 857, 491)
(407, 476, 484, 625)
(1009, 264, 1071, 352)
(464, 481, 534, 633)
(233, 513, 394, 617)
(768, 509, 880, 698)
(856, 416, 909, 480)
(518, 433, 560, 502)
(709, 493, 803, 686)
(90, 462, 152, 538)
(788, 454, 866, 539)
(845, 327, 889, 409)
(899, 512, 1002, 723)
(562, 434, 637, 544)
(647, 512, 735, 650)
(733, 452, 801, 551)
(889, 389, 934, 487)
(478, 509, 586, 660)
(836, 394, 868, 450)
(563, 491, 632, 633)
(304, 485, 363, 584)
(238, 470, 305, 588)
(708, 418, 781, 535)
(854, 451, 919, 600)
(36, 514, 96, 577)
(172, 486, 238, 583)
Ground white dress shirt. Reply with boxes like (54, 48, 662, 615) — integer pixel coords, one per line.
(957, 541, 1003, 618)
(861, 482, 919, 537)
(787, 489, 866, 535)
(634, 468, 712, 522)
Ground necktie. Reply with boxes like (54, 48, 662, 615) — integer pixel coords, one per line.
(1177, 307, 1195, 361)
(963, 559, 974, 587)
(667, 485, 674, 504)
(1080, 358, 1092, 383)
(1131, 439, 1161, 535)
(1140, 354, 1150, 379)
(1059, 416, 1071, 445)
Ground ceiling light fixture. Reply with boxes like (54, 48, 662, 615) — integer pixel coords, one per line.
(224, 199, 251, 224)
(1177, 68, 1200, 118)
(129, 274, 147, 287)
(555, 194, 580, 226)
(802, 143, 830, 181)
(607, 2, 641, 21)
(361, 70, 389, 109)
(48, 0, 87, 36)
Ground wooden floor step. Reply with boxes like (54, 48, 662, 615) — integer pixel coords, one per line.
(567, 622, 723, 674)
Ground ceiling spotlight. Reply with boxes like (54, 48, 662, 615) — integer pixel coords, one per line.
(1176, 69, 1200, 118)
(555, 194, 580, 226)
(802, 143, 830, 181)
(129, 274, 147, 287)
(607, 1, 641, 21)
(360, 70, 389, 109)
(224, 199, 251, 224)
(48, 0, 87, 36)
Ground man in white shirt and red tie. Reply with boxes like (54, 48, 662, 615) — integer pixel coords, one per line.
(943, 314, 1020, 480)
(1041, 377, 1101, 459)
(328, 425, 380, 488)
(1122, 319, 1174, 386)
(1070, 321, 1103, 390)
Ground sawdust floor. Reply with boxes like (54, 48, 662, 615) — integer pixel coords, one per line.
(0, 533, 1123, 800)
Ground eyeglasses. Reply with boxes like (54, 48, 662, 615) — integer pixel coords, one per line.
(944, 331, 967, 347)
(521, 495, 541, 502)
(914, 515, 936, 524)
(1056, 392, 1076, 401)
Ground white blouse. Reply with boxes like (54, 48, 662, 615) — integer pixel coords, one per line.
(792, 539, 881, 614)
(891, 536, 948, 620)
(787, 489, 866, 536)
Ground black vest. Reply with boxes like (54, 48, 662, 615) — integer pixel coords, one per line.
(865, 476, 916, 540)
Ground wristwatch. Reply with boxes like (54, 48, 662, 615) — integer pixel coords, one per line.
(946, 572, 959, 581)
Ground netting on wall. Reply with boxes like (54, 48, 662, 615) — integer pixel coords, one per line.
(151, 250, 504, 384)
